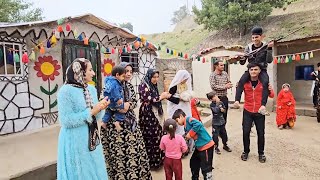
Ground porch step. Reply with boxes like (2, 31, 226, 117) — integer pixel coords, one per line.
(273, 105, 317, 117)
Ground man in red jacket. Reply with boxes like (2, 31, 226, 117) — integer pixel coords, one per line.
(241, 62, 268, 163)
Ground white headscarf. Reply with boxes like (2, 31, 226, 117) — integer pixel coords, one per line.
(167, 70, 193, 136)
(168, 70, 192, 91)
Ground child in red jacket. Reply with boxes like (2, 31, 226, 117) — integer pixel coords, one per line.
(190, 98, 201, 121)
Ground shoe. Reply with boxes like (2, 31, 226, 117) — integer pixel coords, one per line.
(215, 148, 221, 155)
(223, 145, 232, 152)
(241, 152, 248, 161)
(259, 154, 266, 163)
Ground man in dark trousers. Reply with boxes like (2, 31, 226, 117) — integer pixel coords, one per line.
(240, 62, 267, 163)
(234, 27, 274, 115)
(209, 60, 233, 123)
(311, 62, 320, 108)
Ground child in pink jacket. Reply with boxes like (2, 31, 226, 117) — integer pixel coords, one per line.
(160, 119, 188, 180)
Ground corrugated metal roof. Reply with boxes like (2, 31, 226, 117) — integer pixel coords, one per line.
(0, 14, 136, 39)
(0, 14, 157, 52)
(277, 34, 320, 44)
(198, 45, 244, 56)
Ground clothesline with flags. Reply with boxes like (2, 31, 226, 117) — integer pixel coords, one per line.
(273, 48, 320, 64)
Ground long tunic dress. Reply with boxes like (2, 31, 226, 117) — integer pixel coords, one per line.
(276, 89, 296, 126)
(101, 81, 152, 180)
(57, 84, 108, 180)
(138, 82, 164, 169)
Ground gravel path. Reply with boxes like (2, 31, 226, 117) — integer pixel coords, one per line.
(151, 108, 320, 180)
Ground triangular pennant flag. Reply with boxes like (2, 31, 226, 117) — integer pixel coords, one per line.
(22, 52, 29, 64)
(305, 52, 309, 60)
(47, 40, 51, 48)
(278, 57, 281, 63)
(197, 57, 200, 61)
(301, 53, 305, 60)
(166, 48, 169, 53)
(202, 57, 205, 63)
(158, 46, 161, 51)
(29, 50, 36, 62)
(14, 52, 20, 62)
(292, 54, 295, 61)
(273, 57, 278, 64)
(281, 56, 286, 63)
(288, 55, 293, 63)
(285, 56, 289, 63)
(184, 53, 188, 59)
(106, 47, 110, 53)
(170, 50, 173, 55)
(310, 51, 314, 58)
(296, 54, 301, 61)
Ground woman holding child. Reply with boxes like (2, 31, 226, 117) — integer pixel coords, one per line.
(101, 63, 152, 179)
(139, 68, 169, 169)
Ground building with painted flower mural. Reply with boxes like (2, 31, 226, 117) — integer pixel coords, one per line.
(0, 14, 157, 135)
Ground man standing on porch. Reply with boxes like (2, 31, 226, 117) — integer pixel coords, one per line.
(311, 62, 320, 108)
(240, 62, 267, 163)
(209, 60, 233, 123)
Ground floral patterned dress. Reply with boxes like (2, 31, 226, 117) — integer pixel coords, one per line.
(101, 81, 152, 180)
(138, 82, 164, 169)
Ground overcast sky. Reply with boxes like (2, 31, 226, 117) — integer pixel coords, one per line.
(28, 0, 202, 35)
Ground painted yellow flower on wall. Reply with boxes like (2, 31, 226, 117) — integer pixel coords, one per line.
(34, 56, 61, 81)
(102, 59, 115, 76)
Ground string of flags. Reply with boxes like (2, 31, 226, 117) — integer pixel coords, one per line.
(273, 48, 320, 64)
(194, 55, 230, 64)
(156, 45, 190, 60)
(1, 17, 158, 65)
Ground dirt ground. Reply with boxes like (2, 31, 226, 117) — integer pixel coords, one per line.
(151, 108, 320, 180)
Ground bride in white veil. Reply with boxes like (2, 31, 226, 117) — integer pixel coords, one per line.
(167, 70, 193, 135)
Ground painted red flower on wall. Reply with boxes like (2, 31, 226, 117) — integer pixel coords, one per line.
(102, 59, 115, 76)
(34, 56, 61, 81)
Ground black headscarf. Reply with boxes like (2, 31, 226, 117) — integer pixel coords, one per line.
(142, 68, 163, 115)
(119, 62, 133, 102)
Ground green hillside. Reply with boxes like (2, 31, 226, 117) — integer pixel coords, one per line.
(144, 0, 320, 59)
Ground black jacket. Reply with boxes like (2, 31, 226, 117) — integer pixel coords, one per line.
(210, 101, 226, 126)
(240, 42, 273, 69)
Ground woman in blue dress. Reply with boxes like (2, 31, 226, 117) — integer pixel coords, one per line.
(57, 58, 110, 180)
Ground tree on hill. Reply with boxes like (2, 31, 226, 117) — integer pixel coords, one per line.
(171, 5, 189, 25)
(193, 0, 297, 35)
(0, 0, 43, 22)
(119, 22, 134, 32)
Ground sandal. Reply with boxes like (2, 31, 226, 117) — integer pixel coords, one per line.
(259, 154, 266, 163)
(241, 152, 248, 161)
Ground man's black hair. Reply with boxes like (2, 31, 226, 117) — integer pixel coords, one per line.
(172, 109, 186, 120)
(247, 62, 262, 69)
(111, 65, 126, 76)
(213, 60, 223, 66)
(317, 62, 320, 67)
(251, 26, 263, 35)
